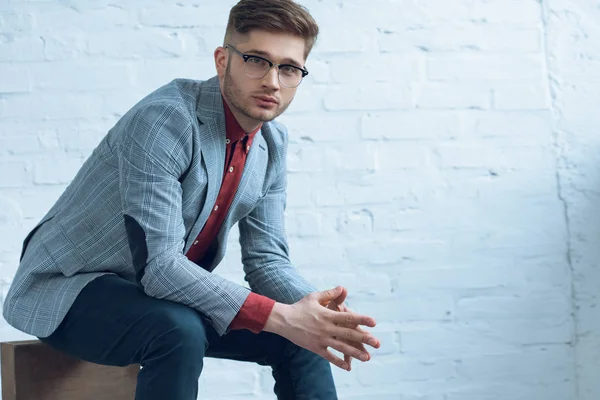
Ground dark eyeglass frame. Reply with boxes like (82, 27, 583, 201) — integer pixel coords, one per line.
(225, 44, 309, 88)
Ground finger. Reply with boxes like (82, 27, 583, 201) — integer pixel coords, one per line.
(317, 286, 345, 305)
(334, 286, 348, 305)
(344, 353, 352, 370)
(319, 348, 349, 371)
(340, 338, 370, 362)
(325, 287, 347, 311)
(328, 301, 347, 312)
(327, 338, 370, 362)
(353, 326, 381, 349)
(332, 326, 380, 349)
(350, 340, 369, 355)
(331, 310, 376, 328)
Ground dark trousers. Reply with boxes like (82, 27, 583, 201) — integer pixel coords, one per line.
(39, 275, 337, 400)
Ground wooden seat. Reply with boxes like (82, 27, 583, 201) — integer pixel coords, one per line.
(1, 340, 139, 400)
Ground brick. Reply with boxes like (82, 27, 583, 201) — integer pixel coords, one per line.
(0, 160, 32, 188)
(278, 114, 361, 143)
(358, 358, 457, 385)
(402, 325, 522, 358)
(286, 173, 314, 208)
(455, 293, 571, 321)
(430, 168, 559, 201)
(380, 27, 541, 54)
(37, 5, 132, 31)
(57, 127, 105, 152)
(463, 111, 553, 142)
(469, 0, 542, 24)
(0, 195, 23, 225)
(102, 89, 148, 119)
(459, 317, 572, 346)
(140, 5, 230, 28)
(287, 211, 322, 238)
(285, 83, 329, 114)
(329, 54, 423, 84)
(333, 170, 444, 207)
(336, 209, 374, 236)
(361, 111, 461, 140)
(287, 143, 326, 172)
(0, 224, 29, 255)
(2, 187, 65, 220)
(131, 59, 215, 93)
(0, 12, 34, 33)
(325, 83, 412, 111)
(428, 55, 544, 81)
(33, 155, 85, 184)
(289, 240, 346, 272)
(456, 346, 573, 383)
(432, 142, 555, 170)
(352, 294, 454, 323)
(30, 61, 133, 91)
(493, 82, 550, 110)
(0, 36, 44, 61)
(315, 23, 374, 54)
(416, 83, 491, 109)
(0, 135, 60, 156)
(370, 330, 400, 356)
(393, 266, 530, 292)
(42, 32, 88, 61)
(0, 65, 31, 93)
(304, 59, 330, 84)
(87, 30, 195, 59)
(374, 142, 429, 170)
(1, 93, 105, 120)
(329, 143, 377, 172)
(312, 183, 345, 207)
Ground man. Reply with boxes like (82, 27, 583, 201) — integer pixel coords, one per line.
(3, 1, 381, 399)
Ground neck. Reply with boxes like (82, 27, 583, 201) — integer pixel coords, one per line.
(222, 93, 261, 133)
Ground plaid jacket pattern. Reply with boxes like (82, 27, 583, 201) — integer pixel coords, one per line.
(3, 77, 315, 338)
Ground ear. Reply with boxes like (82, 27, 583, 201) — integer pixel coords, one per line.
(214, 46, 228, 79)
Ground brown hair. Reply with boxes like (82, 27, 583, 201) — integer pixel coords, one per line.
(225, 0, 319, 58)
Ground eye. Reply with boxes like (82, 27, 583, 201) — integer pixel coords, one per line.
(247, 56, 268, 67)
(281, 65, 300, 76)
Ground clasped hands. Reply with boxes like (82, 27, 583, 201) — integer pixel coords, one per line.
(264, 286, 381, 371)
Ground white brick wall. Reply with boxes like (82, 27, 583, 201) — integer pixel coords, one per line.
(0, 0, 597, 399)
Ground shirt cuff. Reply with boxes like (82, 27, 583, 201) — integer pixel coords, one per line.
(229, 292, 276, 334)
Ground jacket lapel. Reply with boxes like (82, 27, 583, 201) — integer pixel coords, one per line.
(184, 78, 226, 253)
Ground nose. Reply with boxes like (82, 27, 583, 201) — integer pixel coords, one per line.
(260, 66, 280, 90)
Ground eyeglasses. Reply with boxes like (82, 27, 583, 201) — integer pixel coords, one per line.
(225, 44, 309, 88)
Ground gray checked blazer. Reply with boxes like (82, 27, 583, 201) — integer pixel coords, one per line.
(3, 76, 316, 338)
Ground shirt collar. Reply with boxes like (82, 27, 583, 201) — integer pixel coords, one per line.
(222, 98, 261, 143)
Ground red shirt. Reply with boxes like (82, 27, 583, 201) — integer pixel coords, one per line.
(185, 98, 276, 334)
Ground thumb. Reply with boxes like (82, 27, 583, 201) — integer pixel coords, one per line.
(328, 286, 348, 309)
(317, 286, 344, 305)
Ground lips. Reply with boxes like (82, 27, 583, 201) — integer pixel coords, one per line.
(254, 95, 279, 105)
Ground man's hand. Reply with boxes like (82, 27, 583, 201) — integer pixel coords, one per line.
(326, 286, 378, 370)
(264, 286, 381, 371)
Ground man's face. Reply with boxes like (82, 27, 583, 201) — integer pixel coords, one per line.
(216, 30, 306, 124)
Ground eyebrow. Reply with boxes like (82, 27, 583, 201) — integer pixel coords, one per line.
(243, 48, 304, 68)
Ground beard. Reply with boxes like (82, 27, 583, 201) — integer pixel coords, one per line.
(222, 63, 293, 123)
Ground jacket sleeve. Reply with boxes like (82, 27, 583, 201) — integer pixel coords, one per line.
(238, 140, 317, 304)
(118, 102, 250, 336)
